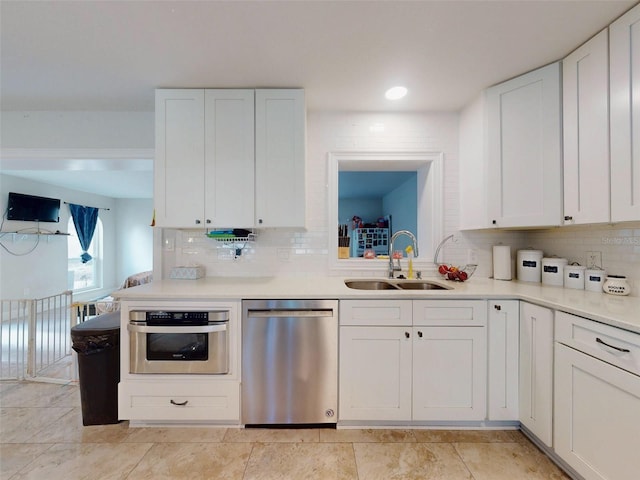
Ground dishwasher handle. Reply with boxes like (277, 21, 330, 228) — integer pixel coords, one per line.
(247, 310, 335, 318)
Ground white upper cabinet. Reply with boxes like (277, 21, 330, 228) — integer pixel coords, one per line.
(485, 63, 563, 228)
(610, 4, 640, 222)
(154, 89, 206, 228)
(563, 29, 610, 225)
(255, 89, 306, 228)
(459, 94, 489, 230)
(155, 88, 306, 229)
(204, 89, 255, 228)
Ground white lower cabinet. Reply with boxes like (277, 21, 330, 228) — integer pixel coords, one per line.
(519, 302, 553, 447)
(339, 299, 487, 423)
(554, 311, 640, 480)
(339, 326, 412, 421)
(488, 300, 519, 421)
(119, 380, 240, 422)
(412, 325, 486, 421)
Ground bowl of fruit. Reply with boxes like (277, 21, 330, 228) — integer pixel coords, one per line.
(438, 264, 477, 282)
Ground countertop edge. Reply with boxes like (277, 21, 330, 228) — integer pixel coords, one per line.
(112, 277, 640, 334)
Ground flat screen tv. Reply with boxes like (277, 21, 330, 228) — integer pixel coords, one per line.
(6, 192, 61, 223)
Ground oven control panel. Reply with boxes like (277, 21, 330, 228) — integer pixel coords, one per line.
(130, 310, 229, 326)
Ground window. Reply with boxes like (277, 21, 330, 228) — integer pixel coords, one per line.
(67, 217, 102, 291)
(328, 151, 443, 272)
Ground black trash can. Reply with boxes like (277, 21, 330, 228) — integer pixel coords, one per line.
(71, 311, 120, 426)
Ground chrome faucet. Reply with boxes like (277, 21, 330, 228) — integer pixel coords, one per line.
(388, 230, 419, 278)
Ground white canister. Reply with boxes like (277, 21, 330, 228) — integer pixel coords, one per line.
(603, 275, 631, 296)
(517, 249, 543, 282)
(585, 268, 606, 292)
(542, 257, 568, 286)
(564, 264, 586, 290)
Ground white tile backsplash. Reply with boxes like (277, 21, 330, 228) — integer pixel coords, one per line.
(161, 111, 640, 296)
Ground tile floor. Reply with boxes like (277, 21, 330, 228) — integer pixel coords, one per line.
(0, 381, 570, 479)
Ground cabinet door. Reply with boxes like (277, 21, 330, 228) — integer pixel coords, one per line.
(255, 89, 306, 228)
(459, 94, 490, 230)
(610, 5, 640, 222)
(412, 326, 487, 421)
(154, 89, 205, 228)
(563, 29, 610, 225)
(486, 63, 562, 228)
(204, 89, 255, 228)
(519, 302, 553, 447)
(339, 326, 412, 421)
(488, 300, 519, 421)
(555, 343, 640, 480)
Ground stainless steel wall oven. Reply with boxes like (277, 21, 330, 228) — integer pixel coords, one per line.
(128, 310, 229, 374)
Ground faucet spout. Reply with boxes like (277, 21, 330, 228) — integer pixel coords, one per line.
(388, 230, 419, 279)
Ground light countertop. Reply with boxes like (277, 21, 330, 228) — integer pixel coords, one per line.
(114, 276, 640, 334)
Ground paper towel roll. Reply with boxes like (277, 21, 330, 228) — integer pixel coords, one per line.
(493, 245, 512, 280)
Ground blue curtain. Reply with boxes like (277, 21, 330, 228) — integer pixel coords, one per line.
(69, 204, 99, 263)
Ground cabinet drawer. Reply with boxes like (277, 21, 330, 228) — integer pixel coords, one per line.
(413, 300, 487, 326)
(119, 380, 240, 422)
(556, 311, 640, 376)
(340, 300, 412, 326)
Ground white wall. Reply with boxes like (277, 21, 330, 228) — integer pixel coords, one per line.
(161, 111, 503, 278)
(2, 109, 638, 295)
(114, 198, 154, 285)
(0, 111, 153, 149)
(0, 175, 153, 301)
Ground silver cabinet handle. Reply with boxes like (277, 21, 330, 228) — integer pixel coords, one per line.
(128, 323, 227, 334)
(596, 337, 630, 353)
(170, 399, 188, 406)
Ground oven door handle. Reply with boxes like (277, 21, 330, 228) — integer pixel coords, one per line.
(127, 324, 228, 334)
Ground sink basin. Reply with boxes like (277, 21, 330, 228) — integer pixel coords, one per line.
(395, 281, 451, 290)
(344, 280, 399, 290)
(344, 279, 452, 291)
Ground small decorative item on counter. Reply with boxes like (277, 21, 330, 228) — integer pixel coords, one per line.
(602, 275, 631, 296)
(438, 264, 477, 282)
(363, 249, 376, 259)
(169, 265, 205, 280)
(392, 250, 403, 259)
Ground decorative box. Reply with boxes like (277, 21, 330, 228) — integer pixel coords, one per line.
(169, 266, 205, 280)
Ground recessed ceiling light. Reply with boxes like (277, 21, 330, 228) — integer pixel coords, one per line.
(385, 86, 408, 100)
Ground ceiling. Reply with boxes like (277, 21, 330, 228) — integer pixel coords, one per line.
(1, 0, 637, 198)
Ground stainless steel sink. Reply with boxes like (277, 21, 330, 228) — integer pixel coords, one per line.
(344, 280, 399, 290)
(344, 279, 452, 291)
(395, 281, 451, 290)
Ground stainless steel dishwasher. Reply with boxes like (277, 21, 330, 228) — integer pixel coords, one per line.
(242, 299, 338, 426)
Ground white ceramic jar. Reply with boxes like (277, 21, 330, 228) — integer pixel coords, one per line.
(517, 249, 543, 282)
(542, 257, 568, 286)
(585, 268, 606, 292)
(602, 275, 631, 296)
(564, 264, 586, 290)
